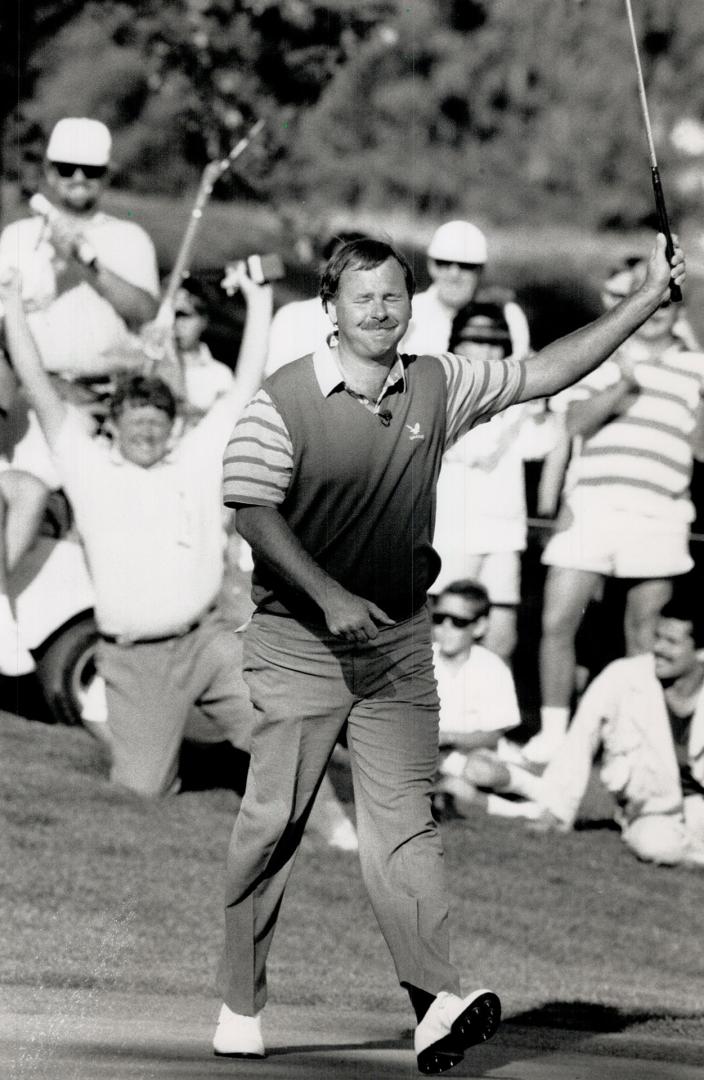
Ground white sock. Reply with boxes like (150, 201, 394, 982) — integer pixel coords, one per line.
(0, 594, 15, 623)
(539, 706, 570, 742)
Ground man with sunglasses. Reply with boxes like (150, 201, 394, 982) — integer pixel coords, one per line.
(402, 220, 530, 360)
(0, 117, 159, 382)
(0, 119, 160, 675)
(430, 580, 544, 823)
(531, 256, 704, 767)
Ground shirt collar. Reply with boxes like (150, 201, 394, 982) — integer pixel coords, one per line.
(312, 341, 407, 400)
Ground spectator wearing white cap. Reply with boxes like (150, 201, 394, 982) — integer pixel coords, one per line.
(0, 117, 159, 380)
(0, 118, 161, 674)
(402, 222, 539, 662)
(401, 220, 530, 359)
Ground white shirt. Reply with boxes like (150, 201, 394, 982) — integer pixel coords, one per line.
(183, 342, 234, 415)
(52, 392, 244, 638)
(402, 284, 531, 359)
(434, 405, 529, 554)
(265, 296, 332, 375)
(434, 643, 521, 743)
(0, 212, 160, 376)
(402, 286, 456, 355)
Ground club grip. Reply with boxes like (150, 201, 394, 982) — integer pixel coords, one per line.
(651, 167, 682, 303)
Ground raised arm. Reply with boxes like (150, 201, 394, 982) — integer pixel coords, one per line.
(227, 263, 274, 403)
(517, 234, 684, 403)
(0, 271, 67, 446)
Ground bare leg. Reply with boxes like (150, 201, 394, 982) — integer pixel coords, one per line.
(540, 565, 602, 708)
(523, 566, 601, 764)
(623, 577, 672, 656)
(482, 605, 517, 662)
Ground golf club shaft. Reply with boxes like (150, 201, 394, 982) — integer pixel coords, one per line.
(623, 0, 682, 302)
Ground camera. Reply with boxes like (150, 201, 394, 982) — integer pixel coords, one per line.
(245, 253, 285, 285)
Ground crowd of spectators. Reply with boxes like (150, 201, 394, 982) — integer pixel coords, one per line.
(0, 115, 703, 880)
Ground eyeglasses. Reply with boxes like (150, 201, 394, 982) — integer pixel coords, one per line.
(51, 161, 107, 180)
(431, 612, 482, 629)
(431, 259, 482, 273)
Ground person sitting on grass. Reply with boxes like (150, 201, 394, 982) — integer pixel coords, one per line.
(431, 579, 545, 821)
(525, 593, 704, 868)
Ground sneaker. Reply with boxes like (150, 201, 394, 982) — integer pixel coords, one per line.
(327, 818, 359, 851)
(415, 989, 501, 1075)
(212, 1003, 265, 1058)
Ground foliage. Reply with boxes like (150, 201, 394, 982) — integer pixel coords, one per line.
(4, 0, 704, 227)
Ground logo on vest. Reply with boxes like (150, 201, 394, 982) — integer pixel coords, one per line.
(406, 422, 424, 441)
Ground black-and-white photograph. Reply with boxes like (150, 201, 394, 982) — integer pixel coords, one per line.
(2, 2, 703, 1077)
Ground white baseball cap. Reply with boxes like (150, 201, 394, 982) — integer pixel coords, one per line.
(427, 220, 488, 265)
(46, 118, 112, 166)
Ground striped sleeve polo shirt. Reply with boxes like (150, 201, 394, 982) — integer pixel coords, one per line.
(223, 344, 525, 623)
(569, 344, 704, 521)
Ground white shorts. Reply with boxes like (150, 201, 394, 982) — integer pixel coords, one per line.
(542, 494, 692, 579)
(431, 550, 521, 606)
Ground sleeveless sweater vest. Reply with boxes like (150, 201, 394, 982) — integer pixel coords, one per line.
(251, 353, 448, 622)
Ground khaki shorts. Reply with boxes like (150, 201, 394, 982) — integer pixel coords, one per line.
(542, 494, 692, 579)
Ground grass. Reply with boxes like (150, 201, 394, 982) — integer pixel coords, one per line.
(2, 710, 703, 1062)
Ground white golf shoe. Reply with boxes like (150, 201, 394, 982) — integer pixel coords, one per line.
(414, 988, 501, 1074)
(212, 1003, 265, 1058)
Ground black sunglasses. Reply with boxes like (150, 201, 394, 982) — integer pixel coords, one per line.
(51, 161, 107, 180)
(431, 612, 482, 629)
(431, 258, 482, 272)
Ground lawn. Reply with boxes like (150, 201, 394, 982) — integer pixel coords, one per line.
(2, 710, 703, 1062)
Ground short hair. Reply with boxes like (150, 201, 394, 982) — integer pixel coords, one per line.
(319, 237, 415, 310)
(109, 374, 177, 422)
(436, 578, 491, 618)
(658, 592, 704, 648)
(319, 231, 370, 262)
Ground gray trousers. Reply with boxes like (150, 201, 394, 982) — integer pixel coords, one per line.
(98, 610, 251, 796)
(219, 607, 461, 1014)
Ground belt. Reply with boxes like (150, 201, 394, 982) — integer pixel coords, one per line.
(99, 607, 215, 646)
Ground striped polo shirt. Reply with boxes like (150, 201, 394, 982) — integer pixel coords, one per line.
(223, 342, 524, 620)
(554, 342, 704, 521)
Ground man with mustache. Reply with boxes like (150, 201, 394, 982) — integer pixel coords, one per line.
(526, 595, 704, 869)
(217, 234, 684, 1073)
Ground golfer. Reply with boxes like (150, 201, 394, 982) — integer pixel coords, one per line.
(215, 234, 684, 1074)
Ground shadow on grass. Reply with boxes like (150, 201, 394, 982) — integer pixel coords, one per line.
(507, 1001, 699, 1033)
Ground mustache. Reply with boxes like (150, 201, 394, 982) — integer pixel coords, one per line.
(360, 318, 397, 330)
